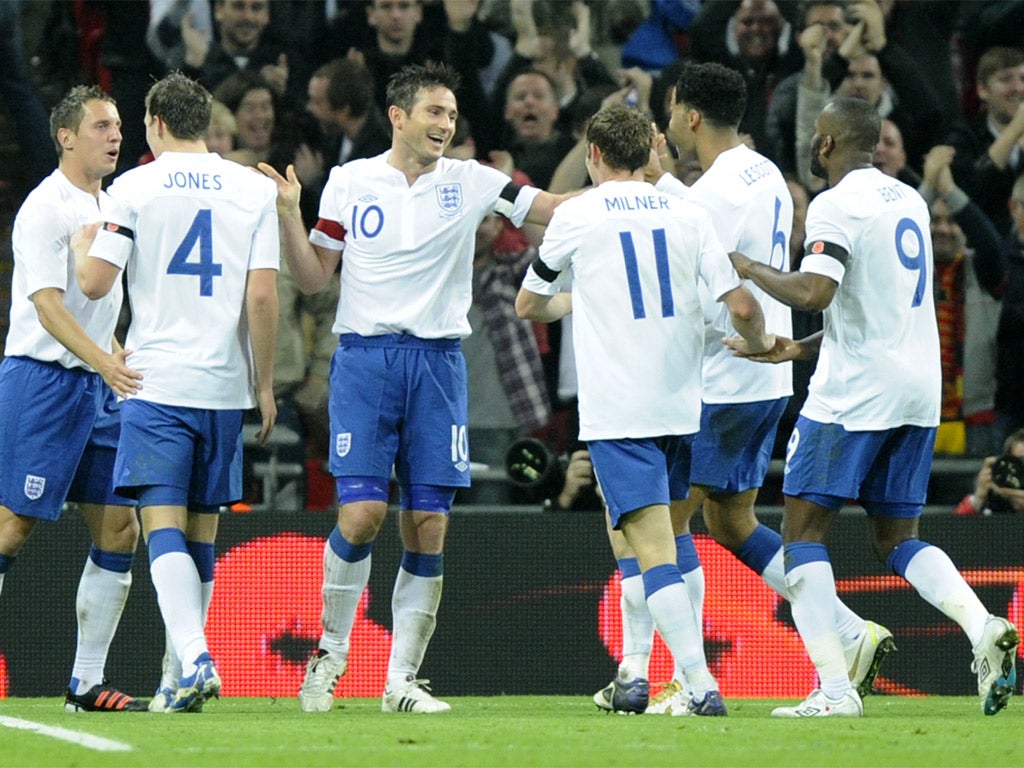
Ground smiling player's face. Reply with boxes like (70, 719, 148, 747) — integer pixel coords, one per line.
(397, 86, 458, 166)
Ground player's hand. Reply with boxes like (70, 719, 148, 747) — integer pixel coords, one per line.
(729, 250, 755, 279)
(98, 348, 143, 398)
(724, 334, 800, 363)
(71, 222, 101, 261)
(257, 162, 302, 218)
(253, 386, 277, 444)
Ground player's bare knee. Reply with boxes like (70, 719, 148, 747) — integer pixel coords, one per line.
(338, 502, 387, 545)
(0, 508, 37, 556)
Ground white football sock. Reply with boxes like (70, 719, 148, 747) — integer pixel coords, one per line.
(785, 559, 849, 698)
(71, 557, 131, 693)
(903, 544, 989, 646)
(319, 539, 370, 659)
(387, 567, 443, 687)
(618, 572, 653, 680)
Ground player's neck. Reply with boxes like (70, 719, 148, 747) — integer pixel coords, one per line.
(59, 162, 103, 198)
(154, 138, 210, 156)
(696, 130, 742, 172)
(388, 146, 437, 185)
(829, 155, 874, 186)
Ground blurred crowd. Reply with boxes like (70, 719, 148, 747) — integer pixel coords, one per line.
(2, 0, 1023, 494)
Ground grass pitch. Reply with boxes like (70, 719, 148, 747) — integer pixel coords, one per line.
(1, 695, 1021, 767)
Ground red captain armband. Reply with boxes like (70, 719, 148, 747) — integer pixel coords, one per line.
(314, 218, 347, 243)
(806, 240, 848, 266)
(101, 221, 134, 240)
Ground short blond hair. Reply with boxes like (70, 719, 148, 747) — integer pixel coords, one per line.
(208, 100, 237, 136)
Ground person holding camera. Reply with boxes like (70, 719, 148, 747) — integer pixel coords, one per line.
(955, 428, 1024, 515)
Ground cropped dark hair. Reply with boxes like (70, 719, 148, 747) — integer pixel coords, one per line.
(827, 96, 880, 154)
(675, 62, 747, 128)
(315, 58, 376, 119)
(146, 72, 213, 141)
(976, 46, 1024, 88)
(386, 62, 461, 113)
(585, 104, 651, 173)
(50, 85, 115, 156)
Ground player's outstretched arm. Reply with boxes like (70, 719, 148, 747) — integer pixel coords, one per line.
(73, 222, 123, 300)
(32, 288, 142, 397)
(725, 330, 823, 362)
(729, 250, 837, 312)
(257, 163, 341, 295)
(720, 284, 775, 355)
(515, 287, 572, 323)
(246, 268, 279, 443)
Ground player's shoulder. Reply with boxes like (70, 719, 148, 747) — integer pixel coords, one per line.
(15, 172, 78, 228)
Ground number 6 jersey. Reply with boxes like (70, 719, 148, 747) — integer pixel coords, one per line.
(90, 151, 280, 409)
(798, 166, 940, 431)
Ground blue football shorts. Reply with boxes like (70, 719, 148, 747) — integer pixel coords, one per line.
(588, 434, 694, 529)
(782, 416, 936, 517)
(67, 387, 134, 506)
(328, 334, 470, 490)
(115, 398, 243, 507)
(0, 356, 108, 520)
(689, 397, 788, 493)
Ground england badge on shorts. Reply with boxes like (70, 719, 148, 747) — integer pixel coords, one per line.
(24, 474, 46, 500)
(335, 432, 352, 458)
(435, 183, 463, 216)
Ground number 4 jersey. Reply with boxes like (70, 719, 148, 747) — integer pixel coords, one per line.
(799, 167, 940, 431)
(91, 151, 280, 409)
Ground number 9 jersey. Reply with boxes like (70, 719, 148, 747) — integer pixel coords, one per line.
(90, 152, 280, 409)
(798, 166, 940, 431)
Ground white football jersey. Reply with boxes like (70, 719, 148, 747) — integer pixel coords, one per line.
(91, 152, 279, 409)
(309, 152, 538, 339)
(800, 167, 940, 430)
(7, 170, 123, 369)
(522, 179, 741, 440)
(660, 145, 794, 403)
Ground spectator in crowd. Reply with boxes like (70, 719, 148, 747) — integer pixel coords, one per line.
(205, 99, 237, 156)
(180, 0, 291, 104)
(0, 0, 56, 192)
(619, 0, 700, 73)
(355, 0, 432, 112)
(954, 427, 1024, 515)
(501, 0, 619, 141)
(871, 118, 919, 186)
(765, 0, 851, 183)
(792, 1, 945, 188)
(948, 46, 1024, 238)
(214, 71, 277, 166)
(299, 57, 391, 224)
(688, 0, 804, 152)
(972, 172, 1024, 445)
(503, 69, 576, 189)
(914, 146, 1004, 457)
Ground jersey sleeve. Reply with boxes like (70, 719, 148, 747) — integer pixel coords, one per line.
(475, 162, 541, 228)
(309, 165, 349, 251)
(89, 194, 136, 270)
(655, 172, 690, 201)
(17, 200, 73, 298)
(695, 213, 742, 301)
(800, 195, 850, 284)
(521, 204, 578, 296)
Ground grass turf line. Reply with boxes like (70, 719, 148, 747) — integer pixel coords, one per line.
(1, 696, 1020, 767)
